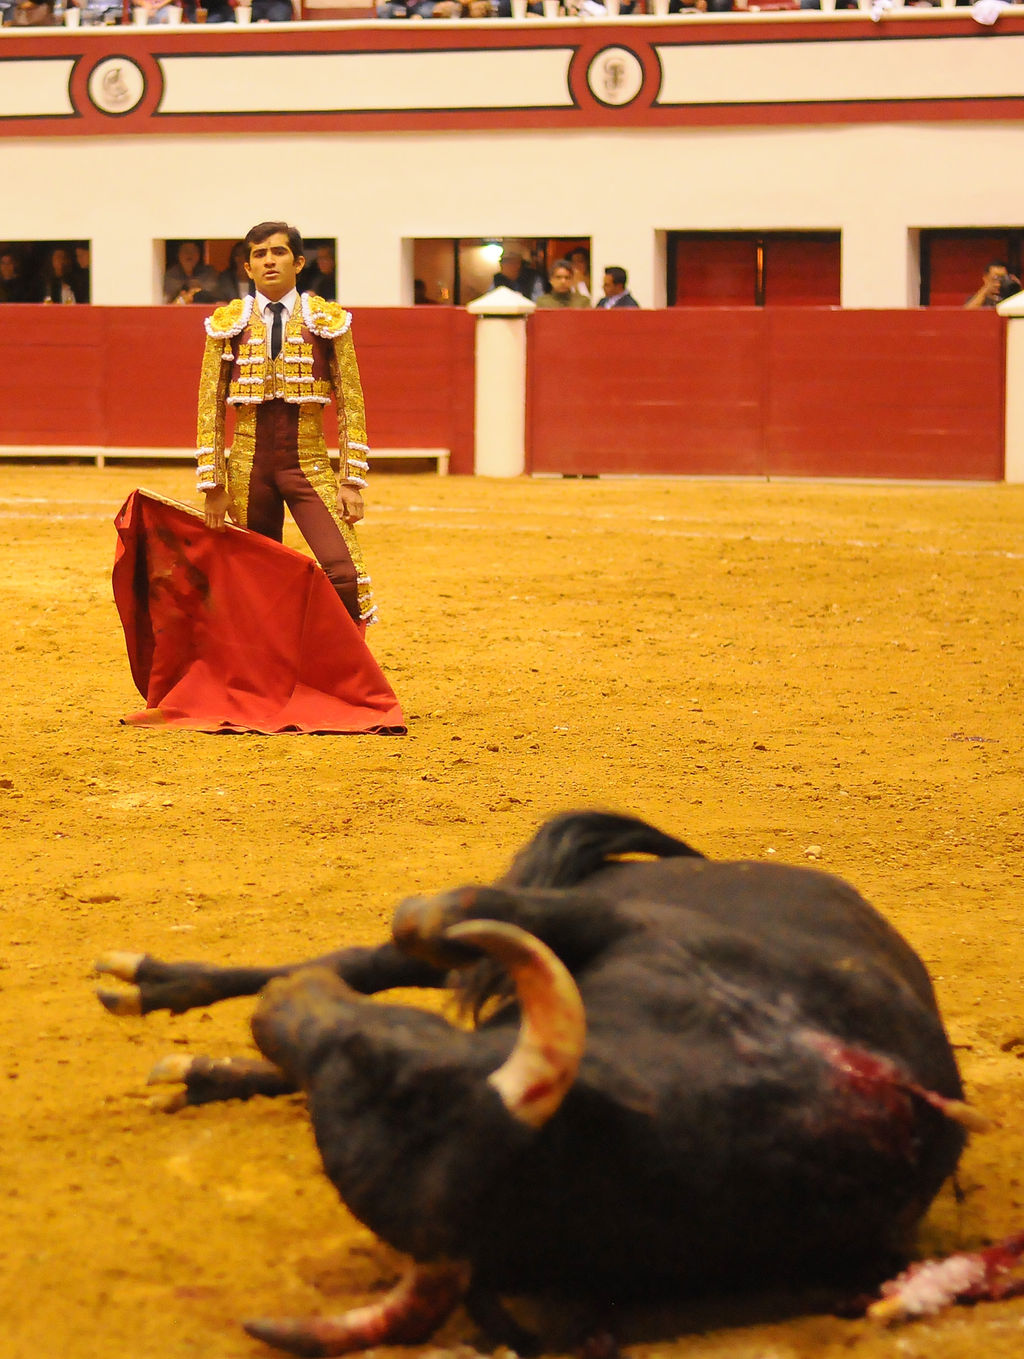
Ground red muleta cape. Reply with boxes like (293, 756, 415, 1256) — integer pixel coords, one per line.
(112, 489, 405, 735)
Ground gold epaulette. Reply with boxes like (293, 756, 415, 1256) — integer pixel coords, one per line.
(302, 294, 352, 340)
(204, 296, 253, 340)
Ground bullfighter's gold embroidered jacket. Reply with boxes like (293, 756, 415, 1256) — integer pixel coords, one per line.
(195, 293, 370, 494)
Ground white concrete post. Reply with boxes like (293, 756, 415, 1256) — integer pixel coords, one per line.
(466, 286, 536, 477)
(997, 291, 1024, 483)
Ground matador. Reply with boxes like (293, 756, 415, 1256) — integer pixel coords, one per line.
(195, 221, 374, 626)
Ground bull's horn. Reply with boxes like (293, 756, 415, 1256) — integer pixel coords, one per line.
(444, 919, 585, 1129)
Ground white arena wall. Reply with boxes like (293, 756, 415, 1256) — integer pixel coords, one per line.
(4, 13, 1024, 308)
(4, 121, 1024, 309)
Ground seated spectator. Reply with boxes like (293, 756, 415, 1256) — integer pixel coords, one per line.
(137, 0, 180, 20)
(379, 0, 429, 12)
(181, 0, 237, 19)
(217, 241, 253, 302)
(0, 249, 31, 304)
(413, 278, 438, 305)
(964, 260, 1021, 309)
(595, 265, 640, 309)
(38, 246, 89, 304)
(163, 241, 220, 305)
(300, 244, 337, 300)
(136, 0, 233, 20)
(78, 0, 123, 21)
(494, 249, 545, 301)
(252, 0, 293, 18)
(11, 0, 57, 22)
(535, 260, 591, 310)
(378, 0, 495, 11)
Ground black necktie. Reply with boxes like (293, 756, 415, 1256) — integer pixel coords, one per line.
(268, 301, 285, 359)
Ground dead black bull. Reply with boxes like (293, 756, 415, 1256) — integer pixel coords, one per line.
(96, 812, 1010, 1356)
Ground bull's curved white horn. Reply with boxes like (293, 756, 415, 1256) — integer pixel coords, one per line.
(444, 919, 586, 1129)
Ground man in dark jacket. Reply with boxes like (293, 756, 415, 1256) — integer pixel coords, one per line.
(595, 265, 640, 309)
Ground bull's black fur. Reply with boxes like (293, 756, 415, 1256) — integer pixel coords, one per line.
(453, 812, 705, 1020)
(250, 813, 966, 1301)
(503, 809, 705, 888)
(100, 812, 968, 1310)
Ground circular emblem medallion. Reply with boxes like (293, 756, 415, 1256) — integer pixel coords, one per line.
(586, 46, 645, 108)
(87, 57, 147, 116)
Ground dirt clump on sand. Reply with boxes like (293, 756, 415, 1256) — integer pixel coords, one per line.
(2, 465, 1024, 1359)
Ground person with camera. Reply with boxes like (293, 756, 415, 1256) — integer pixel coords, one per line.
(964, 260, 1022, 309)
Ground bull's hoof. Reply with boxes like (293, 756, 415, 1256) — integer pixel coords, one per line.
(95, 952, 147, 1016)
(96, 950, 146, 981)
(96, 987, 143, 1017)
(146, 1053, 297, 1108)
(147, 1054, 194, 1085)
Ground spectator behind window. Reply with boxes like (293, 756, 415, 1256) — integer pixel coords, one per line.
(595, 265, 640, 309)
(164, 241, 221, 305)
(217, 241, 254, 302)
(0, 249, 31, 304)
(299, 244, 337, 300)
(494, 250, 546, 301)
(568, 246, 591, 302)
(74, 244, 91, 300)
(964, 260, 1022, 310)
(535, 260, 590, 310)
(39, 246, 89, 304)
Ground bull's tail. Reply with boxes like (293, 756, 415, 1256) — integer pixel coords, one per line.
(503, 811, 704, 890)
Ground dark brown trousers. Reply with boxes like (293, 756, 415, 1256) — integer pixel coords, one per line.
(245, 400, 361, 624)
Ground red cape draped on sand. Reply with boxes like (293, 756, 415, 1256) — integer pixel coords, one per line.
(112, 490, 405, 735)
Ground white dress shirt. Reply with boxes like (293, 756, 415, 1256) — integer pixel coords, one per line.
(254, 287, 299, 326)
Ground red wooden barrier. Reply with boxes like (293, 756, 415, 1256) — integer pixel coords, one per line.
(0, 305, 1005, 480)
(0, 306, 476, 475)
(346, 308, 476, 475)
(764, 309, 1005, 480)
(527, 309, 767, 476)
(527, 308, 1005, 480)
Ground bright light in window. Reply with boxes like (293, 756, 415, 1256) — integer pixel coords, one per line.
(480, 242, 504, 265)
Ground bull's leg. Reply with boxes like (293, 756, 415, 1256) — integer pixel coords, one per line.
(146, 1054, 297, 1111)
(95, 952, 288, 1017)
(391, 885, 626, 976)
(95, 944, 448, 1018)
(244, 1260, 471, 1357)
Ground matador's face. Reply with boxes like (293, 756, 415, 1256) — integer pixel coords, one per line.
(245, 232, 305, 301)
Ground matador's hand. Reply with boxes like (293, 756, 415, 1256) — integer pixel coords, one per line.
(338, 483, 364, 525)
(204, 487, 232, 531)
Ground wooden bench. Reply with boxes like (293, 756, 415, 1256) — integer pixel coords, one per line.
(0, 446, 450, 475)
